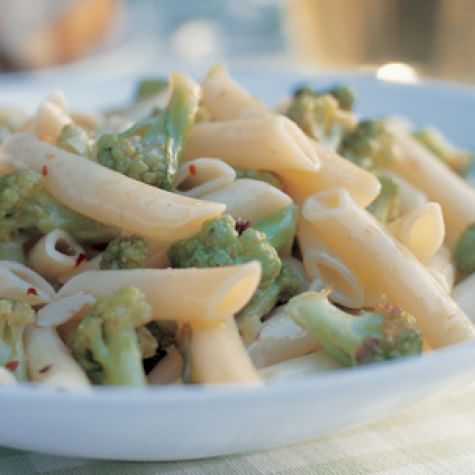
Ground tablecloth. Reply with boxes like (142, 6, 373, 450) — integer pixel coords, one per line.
(1, 384, 475, 475)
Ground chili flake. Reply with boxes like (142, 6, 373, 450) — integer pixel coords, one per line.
(75, 253, 88, 267)
(5, 360, 19, 372)
(27, 287, 38, 296)
(235, 218, 250, 235)
(38, 365, 52, 374)
(188, 164, 197, 176)
(41, 165, 48, 177)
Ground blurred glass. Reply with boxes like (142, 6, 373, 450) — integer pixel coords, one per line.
(285, 0, 475, 82)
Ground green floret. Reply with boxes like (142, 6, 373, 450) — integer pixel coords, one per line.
(0, 234, 28, 263)
(453, 223, 475, 273)
(286, 91, 356, 150)
(413, 127, 473, 175)
(236, 261, 302, 342)
(134, 77, 168, 100)
(287, 291, 422, 366)
(294, 85, 355, 111)
(97, 73, 199, 190)
(252, 205, 298, 256)
(0, 298, 35, 380)
(234, 168, 282, 189)
(57, 123, 93, 157)
(100, 235, 149, 270)
(367, 175, 400, 223)
(0, 170, 112, 243)
(68, 287, 152, 386)
(339, 120, 398, 170)
(168, 214, 281, 288)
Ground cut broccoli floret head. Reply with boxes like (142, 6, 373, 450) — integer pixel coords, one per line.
(234, 168, 282, 190)
(0, 298, 35, 380)
(453, 223, 475, 273)
(294, 85, 355, 111)
(339, 120, 398, 170)
(68, 287, 152, 386)
(100, 235, 149, 270)
(0, 170, 111, 243)
(134, 77, 168, 100)
(168, 214, 281, 288)
(287, 291, 422, 366)
(97, 73, 199, 190)
(367, 174, 400, 223)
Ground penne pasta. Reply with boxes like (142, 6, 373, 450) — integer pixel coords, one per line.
(174, 157, 236, 198)
(426, 246, 455, 294)
(184, 115, 320, 173)
(0, 133, 225, 243)
(302, 189, 475, 348)
(25, 326, 91, 391)
(0, 261, 55, 305)
(190, 316, 261, 384)
(57, 262, 261, 325)
(27, 229, 86, 281)
(386, 120, 475, 244)
(34, 95, 72, 142)
(388, 202, 445, 263)
(201, 65, 269, 120)
(202, 179, 292, 223)
(57, 253, 102, 285)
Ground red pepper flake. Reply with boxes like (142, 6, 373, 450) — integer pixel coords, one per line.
(41, 165, 48, 177)
(5, 360, 19, 372)
(27, 287, 38, 296)
(235, 218, 250, 235)
(188, 164, 197, 176)
(45, 153, 55, 160)
(75, 253, 88, 267)
(38, 365, 52, 374)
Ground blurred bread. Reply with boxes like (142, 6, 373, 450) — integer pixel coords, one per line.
(0, 0, 120, 70)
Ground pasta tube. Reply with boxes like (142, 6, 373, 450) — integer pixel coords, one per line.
(426, 247, 455, 294)
(386, 121, 475, 244)
(57, 262, 261, 325)
(191, 316, 261, 384)
(0, 133, 225, 243)
(184, 115, 320, 173)
(37, 292, 96, 327)
(25, 326, 91, 391)
(388, 202, 445, 262)
(202, 179, 292, 223)
(302, 189, 475, 348)
(0, 261, 55, 305)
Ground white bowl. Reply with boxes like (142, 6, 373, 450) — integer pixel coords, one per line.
(0, 69, 474, 460)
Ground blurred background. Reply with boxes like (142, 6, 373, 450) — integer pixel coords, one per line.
(0, 0, 474, 82)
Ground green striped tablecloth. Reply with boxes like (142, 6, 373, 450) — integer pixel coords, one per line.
(2, 384, 475, 475)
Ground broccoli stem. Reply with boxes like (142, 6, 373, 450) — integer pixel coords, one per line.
(135, 78, 168, 100)
(367, 175, 400, 223)
(252, 205, 298, 256)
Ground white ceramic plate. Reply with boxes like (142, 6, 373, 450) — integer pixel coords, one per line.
(1, 69, 475, 461)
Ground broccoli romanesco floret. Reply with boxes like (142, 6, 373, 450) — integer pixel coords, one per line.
(453, 223, 475, 273)
(0, 170, 111, 242)
(97, 73, 200, 190)
(57, 123, 93, 157)
(234, 168, 282, 190)
(0, 298, 35, 380)
(287, 291, 422, 366)
(286, 89, 356, 149)
(68, 287, 152, 386)
(253, 205, 298, 256)
(367, 175, 400, 223)
(168, 214, 281, 288)
(339, 120, 398, 170)
(100, 235, 149, 270)
(134, 77, 168, 100)
(294, 85, 355, 111)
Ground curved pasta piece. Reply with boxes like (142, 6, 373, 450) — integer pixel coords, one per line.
(280, 141, 381, 207)
(57, 262, 262, 324)
(191, 316, 261, 384)
(382, 171, 427, 214)
(0, 261, 55, 305)
(37, 292, 96, 327)
(385, 121, 475, 244)
(299, 220, 365, 308)
(388, 202, 445, 263)
(302, 189, 475, 348)
(201, 65, 269, 120)
(1, 133, 225, 243)
(27, 229, 86, 281)
(184, 115, 320, 173)
(175, 158, 236, 198)
(246, 307, 319, 369)
(426, 247, 455, 294)
(25, 326, 91, 391)
(57, 253, 102, 285)
(452, 274, 475, 324)
(35, 96, 72, 142)
(202, 179, 292, 223)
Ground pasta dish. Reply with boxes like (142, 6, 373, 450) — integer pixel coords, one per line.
(0, 66, 474, 390)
